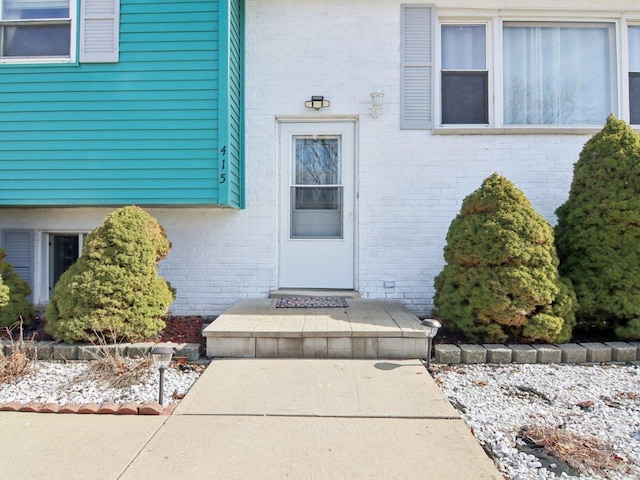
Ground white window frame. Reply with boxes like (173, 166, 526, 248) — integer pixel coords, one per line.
(433, 11, 639, 133)
(0, 0, 77, 64)
(626, 21, 640, 125)
(436, 19, 493, 127)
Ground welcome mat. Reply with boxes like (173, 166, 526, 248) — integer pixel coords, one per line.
(276, 297, 349, 308)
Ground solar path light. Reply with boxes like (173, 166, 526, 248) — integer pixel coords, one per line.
(421, 319, 442, 369)
(151, 346, 174, 405)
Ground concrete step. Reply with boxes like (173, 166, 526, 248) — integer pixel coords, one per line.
(203, 299, 428, 359)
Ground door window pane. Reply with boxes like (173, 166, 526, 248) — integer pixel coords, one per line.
(291, 136, 343, 239)
(503, 24, 613, 125)
(294, 138, 340, 185)
(291, 187, 343, 238)
(630, 26, 640, 124)
(441, 25, 488, 124)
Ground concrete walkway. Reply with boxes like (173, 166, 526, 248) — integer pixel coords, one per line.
(0, 359, 502, 480)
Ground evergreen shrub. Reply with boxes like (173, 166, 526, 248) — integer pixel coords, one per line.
(555, 115, 640, 340)
(46, 206, 176, 343)
(0, 277, 7, 309)
(433, 173, 576, 343)
(0, 248, 33, 329)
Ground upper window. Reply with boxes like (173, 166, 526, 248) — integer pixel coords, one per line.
(630, 26, 640, 125)
(503, 23, 614, 126)
(402, 7, 640, 130)
(441, 25, 488, 124)
(1, 0, 73, 62)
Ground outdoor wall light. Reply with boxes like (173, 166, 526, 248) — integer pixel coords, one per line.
(421, 319, 442, 369)
(370, 92, 384, 118)
(151, 346, 174, 405)
(305, 95, 330, 110)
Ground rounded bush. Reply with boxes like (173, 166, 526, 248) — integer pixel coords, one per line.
(555, 115, 640, 340)
(45, 206, 176, 343)
(433, 173, 576, 343)
(0, 248, 34, 329)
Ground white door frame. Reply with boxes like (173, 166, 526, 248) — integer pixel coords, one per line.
(277, 118, 358, 290)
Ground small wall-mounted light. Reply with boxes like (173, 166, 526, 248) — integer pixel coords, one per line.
(421, 319, 442, 369)
(370, 92, 384, 118)
(305, 95, 330, 111)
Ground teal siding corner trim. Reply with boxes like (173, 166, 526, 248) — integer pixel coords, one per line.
(0, 0, 244, 208)
(218, 0, 244, 209)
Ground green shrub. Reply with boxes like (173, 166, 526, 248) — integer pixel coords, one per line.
(0, 248, 34, 329)
(46, 206, 176, 343)
(0, 277, 8, 309)
(433, 173, 576, 343)
(555, 115, 640, 340)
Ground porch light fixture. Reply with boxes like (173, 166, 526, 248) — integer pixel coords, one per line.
(421, 319, 442, 369)
(151, 346, 174, 405)
(305, 95, 330, 110)
(370, 92, 384, 118)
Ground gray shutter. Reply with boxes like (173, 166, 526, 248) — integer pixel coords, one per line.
(2, 230, 34, 289)
(401, 4, 434, 129)
(79, 0, 120, 63)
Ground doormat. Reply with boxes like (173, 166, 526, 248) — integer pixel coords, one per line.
(276, 297, 349, 308)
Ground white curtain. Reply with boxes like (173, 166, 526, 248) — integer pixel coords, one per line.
(630, 26, 640, 73)
(503, 24, 612, 125)
(441, 25, 485, 70)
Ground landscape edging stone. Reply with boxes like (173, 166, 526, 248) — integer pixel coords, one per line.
(434, 342, 639, 365)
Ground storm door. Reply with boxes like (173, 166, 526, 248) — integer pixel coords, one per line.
(278, 122, 355, 289)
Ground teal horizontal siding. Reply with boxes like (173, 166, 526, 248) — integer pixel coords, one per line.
(0, 0, 243, 207)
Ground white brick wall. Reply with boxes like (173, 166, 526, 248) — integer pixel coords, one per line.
(2, 0, 637, 317)
(244, 0, 596, 315)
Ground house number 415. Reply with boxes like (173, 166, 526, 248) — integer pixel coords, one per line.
(220, 145, 227, 184)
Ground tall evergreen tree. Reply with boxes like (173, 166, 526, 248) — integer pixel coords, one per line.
(434, 173, 576, 343)
(555, 115, 640, 340)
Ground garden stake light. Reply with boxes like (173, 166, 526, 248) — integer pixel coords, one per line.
(151, 346, 174, 405)
(421, 319, 441, 369)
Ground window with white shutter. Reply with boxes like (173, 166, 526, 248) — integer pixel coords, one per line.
(401, 4, 434, 129)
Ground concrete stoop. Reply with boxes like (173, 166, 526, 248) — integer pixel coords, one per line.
(204, 298, 427, 359)
(435, 341, 640, 364)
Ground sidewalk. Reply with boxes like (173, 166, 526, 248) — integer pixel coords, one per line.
(0, 359, 502, 480)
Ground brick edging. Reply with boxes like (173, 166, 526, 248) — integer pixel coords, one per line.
(0, 401, 177, 415)
(434, 341, 640, 364)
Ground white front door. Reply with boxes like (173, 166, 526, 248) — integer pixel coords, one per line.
(279, 121, 355, 289)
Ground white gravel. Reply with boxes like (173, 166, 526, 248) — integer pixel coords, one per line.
(432, 363, 640, 480)
(0, 360, 202, 406)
